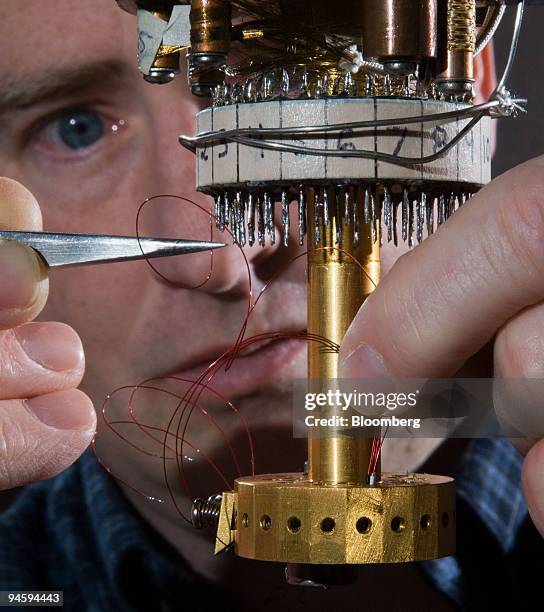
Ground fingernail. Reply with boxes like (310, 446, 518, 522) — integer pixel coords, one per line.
(339, 343, 390, 379)
(25, 390, 95, 431)
(0, 239, 41, 309)
(15, 322, 84, 372)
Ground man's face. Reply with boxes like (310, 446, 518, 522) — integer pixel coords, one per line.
(0, 0, 320, 498)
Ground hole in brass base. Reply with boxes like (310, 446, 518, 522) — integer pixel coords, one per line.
(260, 514, 272, 530)
(420, 514, 432, 530)
(391, 516, 406, 533)
(321, 517, 336, 533)
(287, 516, 301, 533)
(356, 516, 372, 534)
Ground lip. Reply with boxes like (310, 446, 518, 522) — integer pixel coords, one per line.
(167, 334, 307, 401)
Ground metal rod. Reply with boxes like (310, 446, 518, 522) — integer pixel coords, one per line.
(306, 186, 379, 485)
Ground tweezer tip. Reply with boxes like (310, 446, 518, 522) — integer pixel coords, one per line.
(207, 242, 226, 250)
(179, 241, 226, 253)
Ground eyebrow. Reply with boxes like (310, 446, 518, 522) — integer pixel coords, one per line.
(0, 60, 131, 113)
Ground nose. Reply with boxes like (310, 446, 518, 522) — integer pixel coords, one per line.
(141, 81, 304, 297)
(202, 200, 307, 297)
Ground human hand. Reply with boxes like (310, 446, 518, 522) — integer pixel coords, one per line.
(338, 155, 544, 536)
(0, 178, 95, 490)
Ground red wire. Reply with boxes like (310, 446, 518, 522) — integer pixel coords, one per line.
(94, 193, 382, 524)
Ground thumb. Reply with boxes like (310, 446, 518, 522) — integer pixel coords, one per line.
(522, 439, 544, 537)
(0, 389, 96, 490)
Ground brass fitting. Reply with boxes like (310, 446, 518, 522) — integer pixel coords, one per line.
(361, 0, 438, 61)
(188, 0, 231, 96)
(436, 0, 477, 98)
(215, 473, 456, 564)
(306, 186, 378, 486)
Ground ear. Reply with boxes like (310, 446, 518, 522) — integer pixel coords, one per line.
(474, 41, 497, 103)
(474, 42, 497, 153)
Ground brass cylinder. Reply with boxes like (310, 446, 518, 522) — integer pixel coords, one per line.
(361, 0, 438, 60)
(436, 0, 476, 93)
(190, 0, 231, 56)
(445, 0, 475, 78)
(189, 0, 231, 95)
(307, 187, 380, 485)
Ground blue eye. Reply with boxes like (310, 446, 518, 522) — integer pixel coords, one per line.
(50, 110, 104, 150)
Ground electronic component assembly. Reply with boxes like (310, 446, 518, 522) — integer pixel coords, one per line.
(116, 0, 530, 587)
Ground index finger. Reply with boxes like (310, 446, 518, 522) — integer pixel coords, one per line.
(339, 155, 544, 378)
(0, 178, 48, 329)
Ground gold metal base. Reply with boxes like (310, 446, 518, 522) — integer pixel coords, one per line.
(215, 472, 455, 564)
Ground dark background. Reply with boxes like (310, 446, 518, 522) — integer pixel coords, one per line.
(493, 4, 543, 175)
(0, 5, 542, 512)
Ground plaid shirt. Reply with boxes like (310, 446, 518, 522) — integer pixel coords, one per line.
(0, 440, 537, 611)
(421, 437, 527, 607)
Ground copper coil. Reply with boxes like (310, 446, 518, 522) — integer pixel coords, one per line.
(447, 0, 476, 52)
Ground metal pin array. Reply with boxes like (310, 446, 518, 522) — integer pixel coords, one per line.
(212, 184, 475, 248)
(211, 66, 443, 107)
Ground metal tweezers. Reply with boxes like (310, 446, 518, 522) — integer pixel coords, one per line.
(0, 230, 225, 268)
